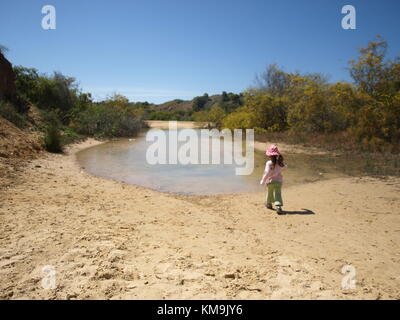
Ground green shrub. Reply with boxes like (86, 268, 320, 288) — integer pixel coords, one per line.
(0, 100, 27, 128)
(192, 110, 209, 122)
(73, 103, 143, 138)
(61, 127, 84, 145)
(44, 125, 63, 153)
(222, 107, 255, 129)
(14, 67, 92, 126)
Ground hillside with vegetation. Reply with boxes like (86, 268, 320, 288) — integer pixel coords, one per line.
(147, 37, 400, 153)
(0, 48, 146, 155)
(142, 92, 244, 123)
(221, 38, 400, 153)
(1, 37, 399, 157)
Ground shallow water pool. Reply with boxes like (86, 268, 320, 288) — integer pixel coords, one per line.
(76, 129, 367, 195)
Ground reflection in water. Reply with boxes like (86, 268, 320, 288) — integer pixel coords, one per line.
(76, 129, 367, 195)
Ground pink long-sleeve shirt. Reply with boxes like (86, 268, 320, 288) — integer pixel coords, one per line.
(260, 160, 287, 184)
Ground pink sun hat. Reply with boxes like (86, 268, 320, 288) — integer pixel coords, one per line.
(266, 145, 281, 156)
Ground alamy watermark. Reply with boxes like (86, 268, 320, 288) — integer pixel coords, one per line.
(41, 5, 356, 31)
(145, 121, 254, 175)
(41, 5, 56, 30)
(342, 5, 356, 30)
(341, 265, 357, 290)
(41, 265, 57, 290)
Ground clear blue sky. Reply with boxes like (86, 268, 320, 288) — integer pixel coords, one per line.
(1, 0, 399, 103)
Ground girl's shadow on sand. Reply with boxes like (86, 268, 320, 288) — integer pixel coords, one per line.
(278, 208, 316, 215)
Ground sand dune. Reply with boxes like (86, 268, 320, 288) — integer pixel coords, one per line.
(0, 138, 399, 299)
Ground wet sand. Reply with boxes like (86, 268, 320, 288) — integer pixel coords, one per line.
(1, 136, 399, 300)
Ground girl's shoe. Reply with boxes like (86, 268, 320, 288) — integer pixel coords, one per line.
(265, 202, 273, 209)
(275, 205, 284, 214)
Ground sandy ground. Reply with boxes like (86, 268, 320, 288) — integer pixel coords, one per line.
(253, 141, 337, 156)
(146, 120, 333, 155)
(0, 137, 400, 300)
(146, 120, 211, 129)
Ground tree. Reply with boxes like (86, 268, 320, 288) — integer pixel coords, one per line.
(244, 91, 288, 131)
(192, 93, 209, 112)
(325, 82, 361, 131)
(221, 91, 229, 102)
(104, 93, 130, 109)
(348, 37, 400, 145)
(219, 91, 243, 113)
(255, 64, 291, 96)
(208, 105, 226, 128)
(349, 37, 390, 97)
(222, 106, 255, 130)
(14, 66, 40, 101)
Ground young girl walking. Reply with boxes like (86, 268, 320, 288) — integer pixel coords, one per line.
(260, 145, 287, 214)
